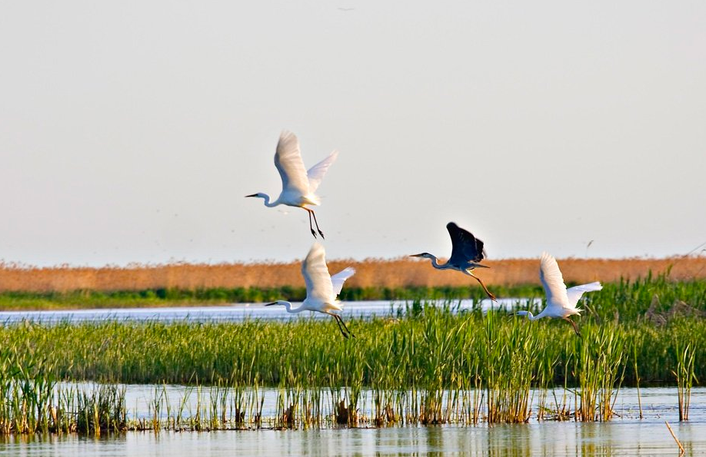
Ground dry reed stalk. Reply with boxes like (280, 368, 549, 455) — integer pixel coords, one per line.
(0, 256, 705, 292)
(665, 421, 685, 454)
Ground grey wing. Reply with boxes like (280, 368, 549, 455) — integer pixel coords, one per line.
(566, 282, 602, 307)
(302, 242, 334, 301)
(447, 222, 486, 266)
(275, 131, 310, 195)
(539, 252, 571, 309)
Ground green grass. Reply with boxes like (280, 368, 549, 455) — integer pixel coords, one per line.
(0, 274, 704, 432)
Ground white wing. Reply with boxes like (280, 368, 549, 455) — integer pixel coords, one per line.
(301, 242, 334, 302)
(567, 282, 602, 307)
(539, 252, 571, 309)
(307, 150, 338, 194)
(331, 267, 355, 296)
(274, 131, 310, 196)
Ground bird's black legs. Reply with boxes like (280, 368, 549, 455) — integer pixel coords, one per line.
(305, 209, 317, 238)
(334, 316, 349, 338)
(310, 209, 325, 239)
(330, 313, 354, 339)
(303, 208, 325, 239)
(564, 317, 581, 337)
(336, 314, 355, 338)
(468, 272, 496, 301)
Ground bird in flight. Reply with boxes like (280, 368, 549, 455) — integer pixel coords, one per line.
(246, 131, 338, 239)
(411, 222, 495, 300)
(265, 242, 356, 338)
(517, 252, 602, 336)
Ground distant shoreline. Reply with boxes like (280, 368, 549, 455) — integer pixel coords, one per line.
(1, 256, 704, 293)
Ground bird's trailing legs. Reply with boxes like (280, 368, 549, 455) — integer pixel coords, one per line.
(564, 317, 581, 337)
(466, 270, 496, 301)
(304, 208, 325, 239)
(330, 313, 354, 339)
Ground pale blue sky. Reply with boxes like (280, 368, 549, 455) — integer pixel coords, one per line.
(1, 1, 704, 266)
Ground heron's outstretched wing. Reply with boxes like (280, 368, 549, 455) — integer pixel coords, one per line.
(539, 252, 570, 309)
(302, 242, 334, 302)
(331, 267, 355, 297)
(447, 222, 486, 266)
(567, 282, 602, 307)
(307, 150, 338, 194)
(275, 131, 310, 196)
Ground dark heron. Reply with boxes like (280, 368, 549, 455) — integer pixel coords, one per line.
(517, 252, 602, 336)
(410, 222, 496, 300)
(246, 130, 338, 239)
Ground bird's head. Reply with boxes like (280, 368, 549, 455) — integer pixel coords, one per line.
(410, 252, 433, 260)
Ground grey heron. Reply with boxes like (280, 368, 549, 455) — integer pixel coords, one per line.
(246, 131, 338, 239)
(411, 222, 496, 300)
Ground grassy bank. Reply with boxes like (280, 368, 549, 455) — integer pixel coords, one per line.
(1, 270, 705, 311)
(1, 300, 703, 389)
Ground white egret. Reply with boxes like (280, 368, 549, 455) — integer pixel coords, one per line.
(246, 130, 338, 239)
(517, 252, 602, 336)
(410, 222, 496, 300)
(265, 242, 356, 338)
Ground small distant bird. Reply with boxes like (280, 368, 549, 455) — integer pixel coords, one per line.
(246, 131, 338, 239)
(410, 222, 495, 300)
(517, 252, 602, 336)
(265, 242, 356, 338)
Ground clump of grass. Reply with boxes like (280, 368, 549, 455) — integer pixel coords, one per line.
(674, 342, 697, 421)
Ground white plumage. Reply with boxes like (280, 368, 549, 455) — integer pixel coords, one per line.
(517, 252, 602, 335)
(265, 242, 356, 338)
(247, 131, 338, 239)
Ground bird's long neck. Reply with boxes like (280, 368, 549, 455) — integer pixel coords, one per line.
(282, 301, 306, 314)
(259, 193, 279, 207)
(517, 310, 539, 321)
(427, 255, 450, 270)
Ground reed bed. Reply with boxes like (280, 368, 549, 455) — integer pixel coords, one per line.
(1, 256, 705, 294)
(0, 275, 704, 434)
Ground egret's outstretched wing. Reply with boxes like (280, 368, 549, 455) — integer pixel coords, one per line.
(567, 282, 602, 307)
(331, 267, 355, 297)
(307, 150, 338, 194)
(539, 252, 570, 309)
(447, 222, 486, 266)
(302, 242, 333, 301)
(275, 131, 310, 195)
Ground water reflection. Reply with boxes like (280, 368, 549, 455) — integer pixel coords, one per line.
(1, 422, 705, 456)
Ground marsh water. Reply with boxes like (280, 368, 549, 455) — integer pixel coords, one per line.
(1, 385, 704, 455)
(2, 303, 704, 454)
(0, 299, 531, 324)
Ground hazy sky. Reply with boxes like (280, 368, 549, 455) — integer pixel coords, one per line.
(1, 1, 705, 267)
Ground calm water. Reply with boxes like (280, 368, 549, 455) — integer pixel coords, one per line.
(0, 386, 703, 456)
(0, 299, 535, 324)
(0, 417, 704, 456)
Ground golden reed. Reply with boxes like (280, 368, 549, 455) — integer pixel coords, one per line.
(0, 257, 704, 293)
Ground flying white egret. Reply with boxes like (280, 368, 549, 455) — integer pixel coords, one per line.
(246, 131, 338, 239)
(410, 222, 496, 300)
(265, 242, 356, 338)
(517, 252, 602, 336)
